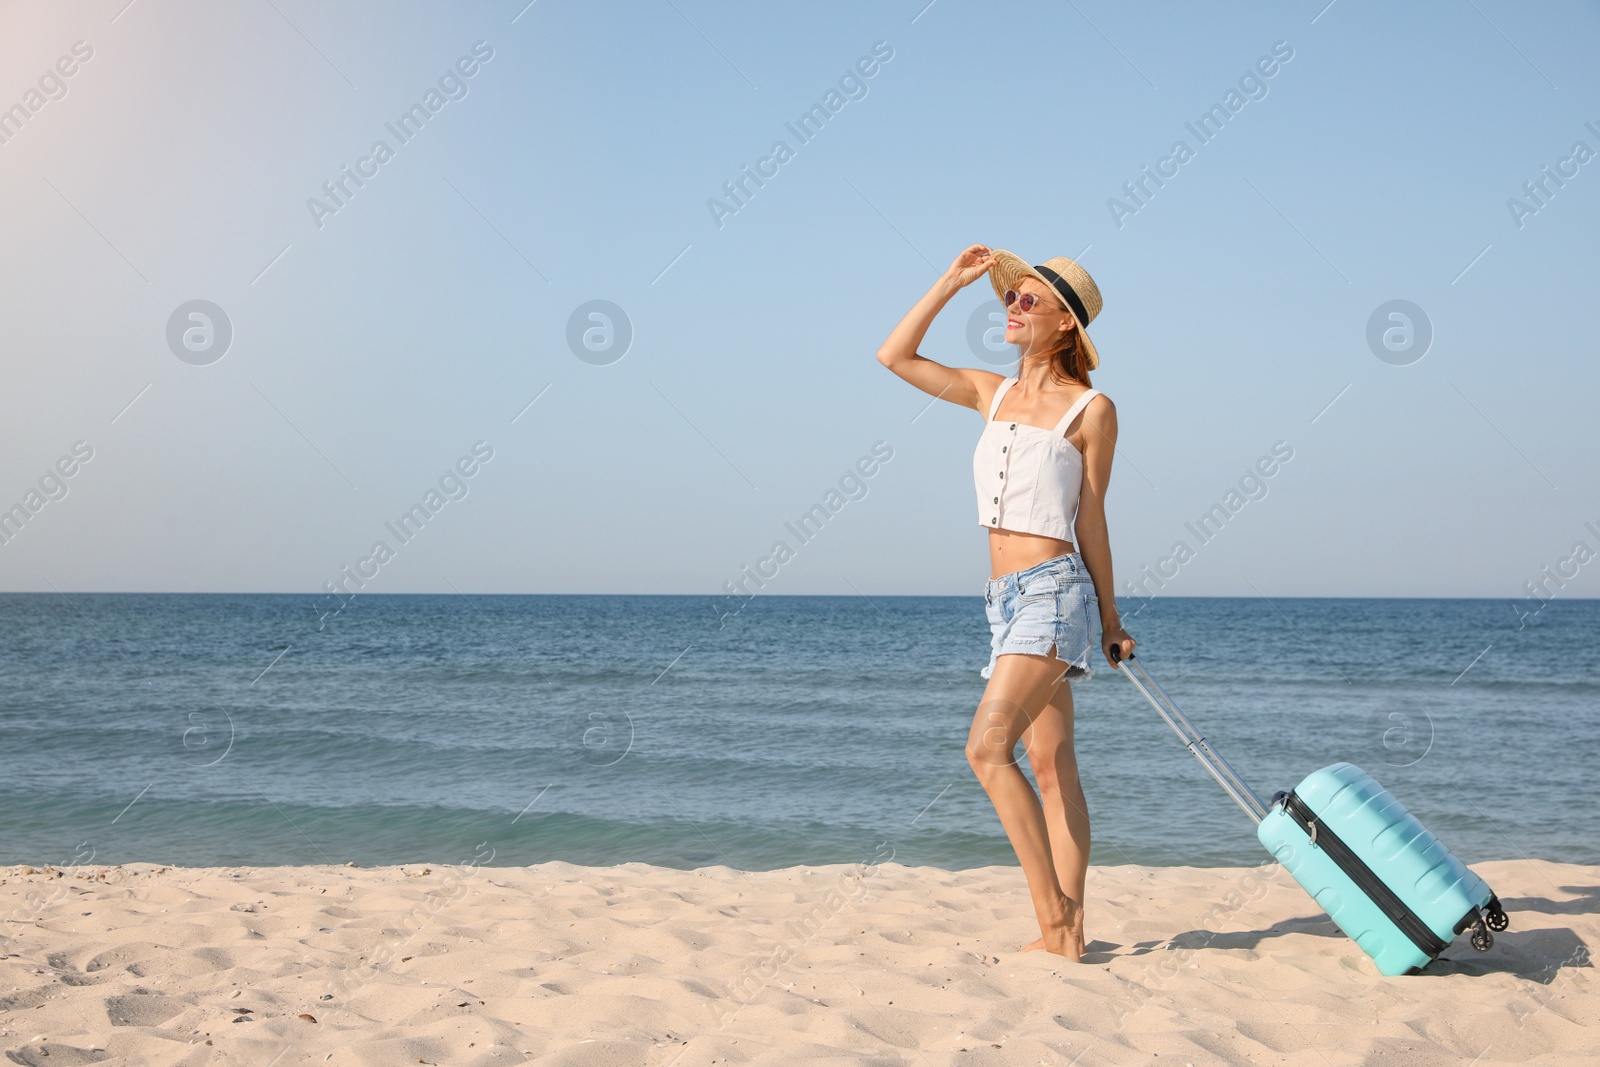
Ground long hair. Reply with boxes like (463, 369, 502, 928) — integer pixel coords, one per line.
(1022, 321, 1093, 389)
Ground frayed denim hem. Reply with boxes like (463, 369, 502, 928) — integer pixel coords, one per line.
(980, 642, 1095, 683)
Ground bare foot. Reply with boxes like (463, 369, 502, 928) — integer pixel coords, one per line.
(1016, 930, 1079, 960)
(1018, 899, 1084, 960)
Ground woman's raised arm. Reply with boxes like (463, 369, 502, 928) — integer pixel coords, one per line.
(876, 244, 1003, 415)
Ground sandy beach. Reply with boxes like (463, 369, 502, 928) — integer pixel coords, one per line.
(0, 857, 1593, 1066)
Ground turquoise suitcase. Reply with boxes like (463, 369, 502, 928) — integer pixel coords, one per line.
(1110, 649, 1508, 975)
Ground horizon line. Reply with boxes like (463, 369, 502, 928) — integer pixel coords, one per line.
(0, 590, 1591, 602)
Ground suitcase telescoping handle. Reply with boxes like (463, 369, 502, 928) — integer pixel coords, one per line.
(1109, 646, 1270, 825)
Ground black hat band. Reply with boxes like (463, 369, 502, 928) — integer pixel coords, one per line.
(1032, 264, 1089, 327)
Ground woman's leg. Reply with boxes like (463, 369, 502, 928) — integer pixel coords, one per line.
(965, 651, 1083, 959)
(1022, 680, 1090, 957)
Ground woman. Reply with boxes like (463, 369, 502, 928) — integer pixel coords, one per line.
(876, 244, 1135, 961)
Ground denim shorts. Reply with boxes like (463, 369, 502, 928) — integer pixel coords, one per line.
(981, 552, 1100, 684)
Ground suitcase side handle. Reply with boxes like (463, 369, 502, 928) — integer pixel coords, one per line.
(1111, 646, 1270, 825)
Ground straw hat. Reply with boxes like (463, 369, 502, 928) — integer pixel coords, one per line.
(987, 249, 1103, 370)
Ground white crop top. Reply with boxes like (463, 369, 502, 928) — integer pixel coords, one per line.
(974, 378, 1102, 540)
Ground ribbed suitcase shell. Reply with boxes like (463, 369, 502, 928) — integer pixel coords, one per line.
(1256, 761, 1493, 975)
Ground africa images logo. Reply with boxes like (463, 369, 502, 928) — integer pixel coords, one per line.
(306, 41, 495, 229)
(706, 41, 894, 229)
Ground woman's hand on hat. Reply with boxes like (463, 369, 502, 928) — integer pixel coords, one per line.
(945, 244, 993, 287)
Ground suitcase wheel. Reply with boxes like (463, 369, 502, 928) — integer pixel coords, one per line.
(1469, 919, 1494, 953)
(1485, 896, 1510, 932)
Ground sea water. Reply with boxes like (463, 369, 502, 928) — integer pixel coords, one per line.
(0, 592, 1593, 870)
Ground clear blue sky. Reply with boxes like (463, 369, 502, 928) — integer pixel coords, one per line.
(2, 0, 1597, 600)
